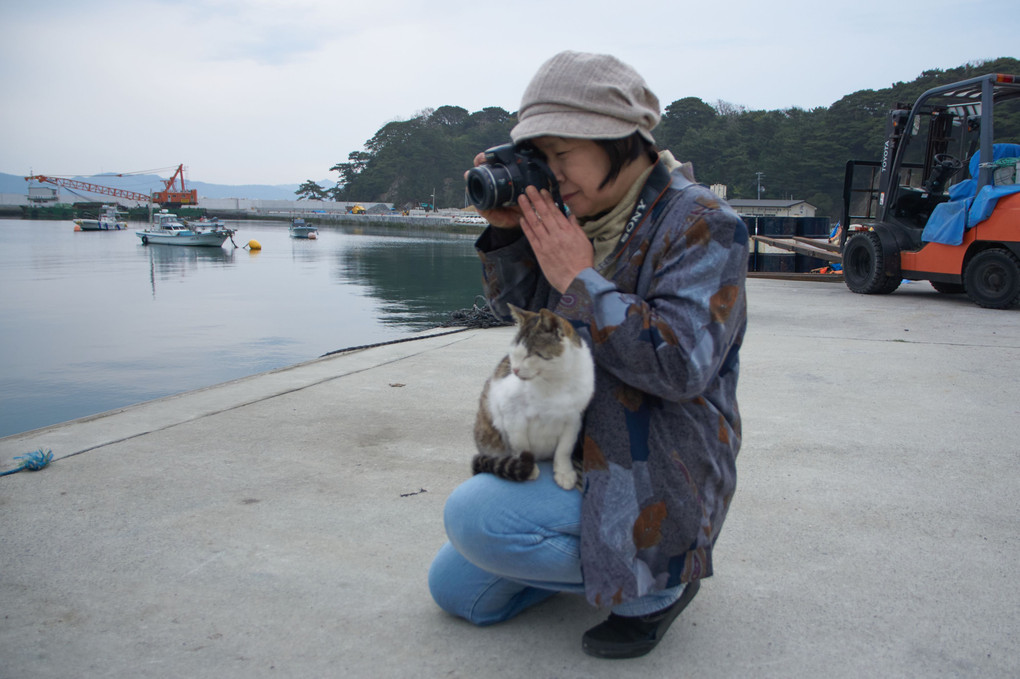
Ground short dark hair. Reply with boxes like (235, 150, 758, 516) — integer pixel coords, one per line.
(595, 133, 659, 188)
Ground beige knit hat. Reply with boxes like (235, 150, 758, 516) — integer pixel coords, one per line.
(510, 51, 660, 145)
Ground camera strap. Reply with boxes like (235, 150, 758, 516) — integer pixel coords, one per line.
(605, 160, 679, 265)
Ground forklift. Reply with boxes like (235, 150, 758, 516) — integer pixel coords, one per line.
(840, 73, 1020, 308)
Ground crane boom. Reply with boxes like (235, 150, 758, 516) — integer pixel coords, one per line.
(24, 164, 199, 206)
(24, 175, 150, 202)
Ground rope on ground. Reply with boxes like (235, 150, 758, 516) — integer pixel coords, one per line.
(320, 297, 510, 357)
(439, 296, 513, 329)
(0, 449, 53, 477)
(320, 328, 469, 357)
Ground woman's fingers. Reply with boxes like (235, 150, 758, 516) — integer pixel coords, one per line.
(527, 186, 560, 223)
(518, 187, 593, 293)
(519, 187, 562, 235)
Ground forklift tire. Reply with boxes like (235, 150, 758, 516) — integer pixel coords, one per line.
(963, 248, 1020, 309)
(842, 231, 901, 295)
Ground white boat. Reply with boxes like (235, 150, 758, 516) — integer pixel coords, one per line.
(289, 218, 318, 239)
(136, 210, 236, 247)
(75, 205, 127, 231)
(452, 213, 488, 226)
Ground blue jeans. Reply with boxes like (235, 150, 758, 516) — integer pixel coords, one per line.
(428, 462, 684, 626)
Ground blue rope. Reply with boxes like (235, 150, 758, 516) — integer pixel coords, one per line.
(0, 449, 53, 477)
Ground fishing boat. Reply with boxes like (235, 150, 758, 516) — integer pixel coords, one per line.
(74, 205, 127, 231)
(289, 218, 318, 239)
(136, 210, 236, 247)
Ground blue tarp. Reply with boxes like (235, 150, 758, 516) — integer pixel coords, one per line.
(922, 144, 1020, 246)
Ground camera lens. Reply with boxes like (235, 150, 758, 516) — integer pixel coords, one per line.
(466, 164, 514, 210)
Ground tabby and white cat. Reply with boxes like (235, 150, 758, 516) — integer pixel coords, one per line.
(472, 305, 595, 490)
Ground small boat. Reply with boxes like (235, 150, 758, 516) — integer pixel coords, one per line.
(136, 210, 236, 247)
(290, 219, 318, 239)
(452, 213, 488, 226)
(290, 218, 318, 239)
(75, 205, 127, 231)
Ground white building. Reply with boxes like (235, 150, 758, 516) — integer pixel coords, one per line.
(725, 199, 816, 218)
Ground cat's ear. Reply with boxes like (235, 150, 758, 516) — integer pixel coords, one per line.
(508, 304, 527, 325)
(538, 308, 563, 336)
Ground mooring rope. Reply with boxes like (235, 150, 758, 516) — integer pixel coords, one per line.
(319, 328, 469, 357)
(440, 296, 514, 329)
(320, 296, 510, 357)
(0, 449, 53, 477)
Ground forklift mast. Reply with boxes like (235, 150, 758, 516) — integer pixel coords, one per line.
(876, 107, 910, 216)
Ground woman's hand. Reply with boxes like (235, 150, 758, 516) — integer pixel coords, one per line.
(518, 186, 594, 293)
(465, 152, 523, 229)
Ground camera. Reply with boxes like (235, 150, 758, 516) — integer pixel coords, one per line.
(465, 143, 566, 215)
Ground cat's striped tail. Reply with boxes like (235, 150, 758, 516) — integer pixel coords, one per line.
(471, 451, 538, 481)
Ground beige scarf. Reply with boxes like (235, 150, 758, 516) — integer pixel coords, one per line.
(580, 151, 695, 269)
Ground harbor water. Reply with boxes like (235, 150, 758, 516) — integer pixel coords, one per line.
(0, 218, 486, 438)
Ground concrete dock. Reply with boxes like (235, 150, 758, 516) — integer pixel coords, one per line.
(2, 278, 1018, 678)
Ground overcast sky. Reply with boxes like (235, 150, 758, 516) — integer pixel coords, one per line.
(1, 0, 1016, 186)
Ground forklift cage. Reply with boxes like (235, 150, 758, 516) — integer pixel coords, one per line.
(840, 74, 1020, 248)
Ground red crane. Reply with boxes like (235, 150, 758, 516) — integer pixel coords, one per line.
(24, 164, 199, 206)
(152, 164, 198, 205)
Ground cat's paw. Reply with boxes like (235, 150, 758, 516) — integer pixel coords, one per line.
(554, 467, 577, 490)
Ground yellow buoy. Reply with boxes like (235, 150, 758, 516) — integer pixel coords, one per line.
(246, 239, 262, 250)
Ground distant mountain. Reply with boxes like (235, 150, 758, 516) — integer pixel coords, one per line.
(189, 179, 329, 200)
(1, 171, 330, 201)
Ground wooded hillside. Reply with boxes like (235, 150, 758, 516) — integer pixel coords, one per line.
(305, 58, 1020, 216)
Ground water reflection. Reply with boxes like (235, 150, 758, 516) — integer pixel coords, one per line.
(0, 218, 486, 437)
(337, 236, 483, 328)
(289, 237, 324, 264)
(146, 244, 236, 297)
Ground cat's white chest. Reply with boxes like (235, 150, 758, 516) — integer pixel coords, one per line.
(489, 381, 574, 455)
(487, 347, 593, 457)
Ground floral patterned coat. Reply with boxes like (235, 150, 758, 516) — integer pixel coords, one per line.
(476, 160, 749, 607)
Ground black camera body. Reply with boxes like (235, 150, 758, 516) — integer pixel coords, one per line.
(465, 144, 566, 215)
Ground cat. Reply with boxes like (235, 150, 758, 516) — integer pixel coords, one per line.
(472, 304, 595, 490)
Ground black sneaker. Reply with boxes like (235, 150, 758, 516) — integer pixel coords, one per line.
(581, 580, 700, 659)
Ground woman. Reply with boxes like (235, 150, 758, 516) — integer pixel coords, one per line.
(428, 51, 748, 659)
